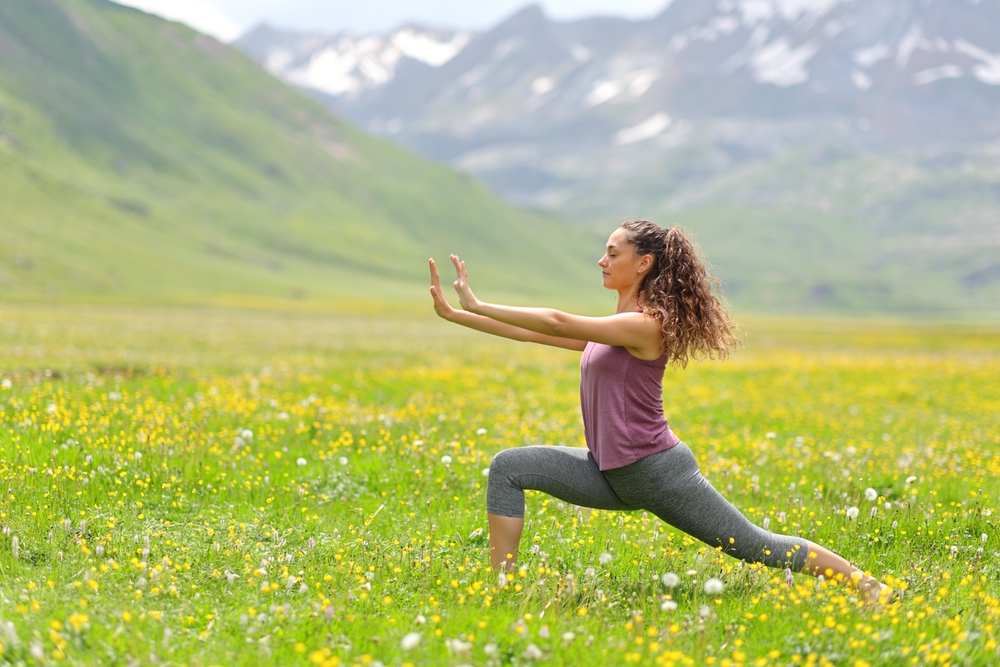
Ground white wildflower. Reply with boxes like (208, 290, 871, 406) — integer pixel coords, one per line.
(498, 571, 508, 587)
(704, 578, 724, 594)
(523, 643, 543, 660)
(660, 599, 678, 611)
(476, 428, 488, 435)
(415, 614, 426, 625)
(846, 506, 859, 520)
(864, 487, 878, 501)
(482, 467, 490, 477)
(484, 643, 499, 655)
(339, 457, 348, 466)
(400, 632, 421, 650)
(296, 457, 307, 466)
(661, 572, 679, 588)
(561, 631, 575, 643)
(699, 604, 711, 617)
(441, 455, 452, 465)
(445, 638, 473, 657)
(765, 432, 776, 439)
(0, 378, 11, 390)
(30, 641, 45, 660)
(598, 552, 613, 566)
(905, 476, 917, 484)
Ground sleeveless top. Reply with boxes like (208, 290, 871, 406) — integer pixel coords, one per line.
(580, 341, 680, 470)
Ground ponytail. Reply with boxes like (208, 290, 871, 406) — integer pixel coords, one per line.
(618, 220, 739, 367)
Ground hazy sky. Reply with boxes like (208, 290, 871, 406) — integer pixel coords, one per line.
(112, 0, 671, 42)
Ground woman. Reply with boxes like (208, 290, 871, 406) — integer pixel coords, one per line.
(429, 220, 885, 602)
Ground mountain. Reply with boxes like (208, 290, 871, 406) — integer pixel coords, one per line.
(0, 0, 599, 310)
(236, 0, 1000, 316)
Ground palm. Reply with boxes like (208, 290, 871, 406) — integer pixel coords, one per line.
(428, 259, 455, 319)
(449, 254, 478, 311)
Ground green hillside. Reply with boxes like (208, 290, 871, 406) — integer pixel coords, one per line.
(0, 0, 603, 310)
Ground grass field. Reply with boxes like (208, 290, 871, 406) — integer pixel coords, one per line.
(1, 305, 998, 666)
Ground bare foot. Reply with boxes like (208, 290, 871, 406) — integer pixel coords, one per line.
(854, 572, 889, 605)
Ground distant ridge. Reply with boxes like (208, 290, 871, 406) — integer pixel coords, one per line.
(0, 0, 599, 309)
(237, 0, 1000, 317)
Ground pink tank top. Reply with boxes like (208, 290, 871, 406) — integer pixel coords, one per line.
(580, 341, 680, 470)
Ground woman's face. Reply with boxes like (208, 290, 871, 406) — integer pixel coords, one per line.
(598, 228, 650, 291)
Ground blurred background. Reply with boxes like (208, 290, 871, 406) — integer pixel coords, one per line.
(2, 0, 999, 318)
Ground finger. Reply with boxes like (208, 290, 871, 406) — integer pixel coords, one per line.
(460, 260, 469, 281)
(429, 259, 441, 289)
(450, 254, 463, 278)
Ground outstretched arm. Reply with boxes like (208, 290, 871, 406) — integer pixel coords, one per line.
(447, 255, 662, 358)
(429, 259, 586, 351)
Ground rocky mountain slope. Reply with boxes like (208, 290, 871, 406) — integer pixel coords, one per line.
(238, 0, 1000, 316)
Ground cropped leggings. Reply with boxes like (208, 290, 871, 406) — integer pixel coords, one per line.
(486, 443, 809, 571)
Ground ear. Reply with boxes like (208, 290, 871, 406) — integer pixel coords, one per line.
(638, 253, 654, 274)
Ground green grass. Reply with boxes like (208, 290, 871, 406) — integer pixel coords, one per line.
(1, 304, 998, 666)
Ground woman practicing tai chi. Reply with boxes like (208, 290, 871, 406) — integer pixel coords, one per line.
(428, 220, 884, 601)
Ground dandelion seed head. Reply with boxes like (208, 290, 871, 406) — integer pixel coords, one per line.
(865, 487, 878, 501)
(400, 632, 421, 650)
(846, 506, 859, 520)
(704, 578, 724, 594)
(661, 572, 679, 588)
(660, 600, 678, 611)
(598, 552, 612, 565)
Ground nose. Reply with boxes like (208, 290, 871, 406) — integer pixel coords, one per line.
(598, 254, 608, 267)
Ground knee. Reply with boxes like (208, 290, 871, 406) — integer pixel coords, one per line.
(488, 449, 522, 485)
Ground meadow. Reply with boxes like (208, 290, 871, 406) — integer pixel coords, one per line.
(0, 305, 998, 666)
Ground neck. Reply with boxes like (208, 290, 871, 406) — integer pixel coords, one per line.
(615, 286, 641, 314)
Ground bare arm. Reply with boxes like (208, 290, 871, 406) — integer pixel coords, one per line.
(429, 259, 586, 351)
(446, 255, 662, 358)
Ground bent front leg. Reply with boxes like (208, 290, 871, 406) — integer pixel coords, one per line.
(485, 446, 629, 571)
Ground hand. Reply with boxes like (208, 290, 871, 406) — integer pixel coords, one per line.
(450, 254, 481, 312)
(429, 259, 456, 320)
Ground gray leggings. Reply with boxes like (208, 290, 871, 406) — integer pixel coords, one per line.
(487, 443, 809, 571)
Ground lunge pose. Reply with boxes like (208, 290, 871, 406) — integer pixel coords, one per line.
(429, 220, 884, 601)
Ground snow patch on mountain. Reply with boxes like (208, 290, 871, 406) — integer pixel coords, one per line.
(394, 29, 471, 66)
(260, 28, 471, 97)
(751, 38, 820, 86)
(954, 39, 1000, 85)
(615, 113, 671, 145)
(913, 64, 962, 86)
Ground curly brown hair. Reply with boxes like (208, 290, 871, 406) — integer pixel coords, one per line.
(619, 220, 740, 367)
